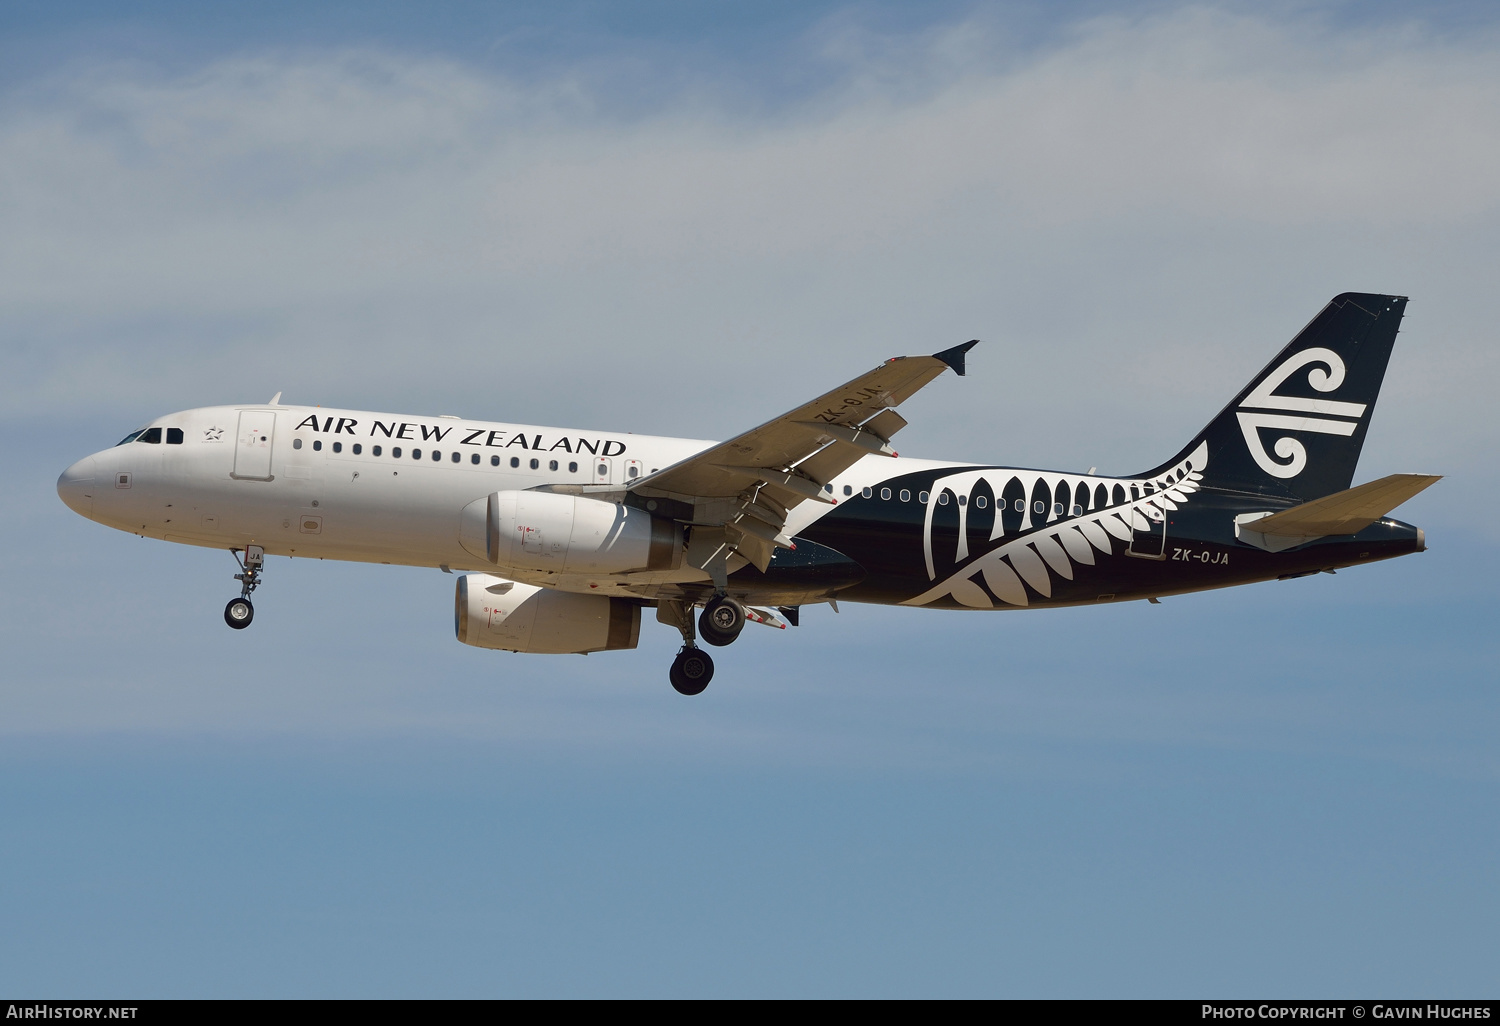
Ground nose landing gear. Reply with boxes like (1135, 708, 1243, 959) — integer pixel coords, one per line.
(224, 596, 254, 628)
(224, 545, 264, 630)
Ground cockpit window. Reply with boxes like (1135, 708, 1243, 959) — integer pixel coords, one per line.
(166, 428, 184, 445)
(116, 430, 144, 446)
(138, 427, 162, 444)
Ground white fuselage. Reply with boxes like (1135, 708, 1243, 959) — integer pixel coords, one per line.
(57, 403, 963, 597)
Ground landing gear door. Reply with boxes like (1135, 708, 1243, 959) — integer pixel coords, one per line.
(232, 411, 276, 481)
(1127, 502, 1167, 559)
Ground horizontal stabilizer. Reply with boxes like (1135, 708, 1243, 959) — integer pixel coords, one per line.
(1236, 473, 1439, 551)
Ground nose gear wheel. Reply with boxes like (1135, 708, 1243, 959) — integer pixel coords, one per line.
(224, 597, 254, 629)
(224, 545, 265, 630)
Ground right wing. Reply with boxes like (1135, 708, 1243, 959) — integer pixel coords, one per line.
(628, 341, 978, 582)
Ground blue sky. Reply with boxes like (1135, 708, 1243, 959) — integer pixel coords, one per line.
(2, 1, 1498, 997)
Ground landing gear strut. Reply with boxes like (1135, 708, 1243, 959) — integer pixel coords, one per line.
(698, 595, 746, 648)
(224, 545, 264, 630)
(658, 599, 715, 695)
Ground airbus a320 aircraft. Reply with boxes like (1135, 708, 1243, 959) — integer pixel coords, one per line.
(58, 293, 1436, 695)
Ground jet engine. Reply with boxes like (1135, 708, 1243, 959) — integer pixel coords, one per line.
(459, 491, 682, 575)
(455, 573, 640, 654)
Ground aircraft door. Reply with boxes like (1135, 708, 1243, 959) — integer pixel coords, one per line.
(592, 456, 615, 486)
(624, 459, 644, 484)
(232, 411, 276, 481)
(1127, 503, 1167, 559)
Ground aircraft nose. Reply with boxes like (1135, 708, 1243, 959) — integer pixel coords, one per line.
(57, 456, 97, 518)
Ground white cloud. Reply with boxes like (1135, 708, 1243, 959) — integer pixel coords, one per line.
(2, 6, 1497, 523)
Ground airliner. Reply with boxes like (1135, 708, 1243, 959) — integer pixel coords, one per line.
(57, 293, 1436, 694)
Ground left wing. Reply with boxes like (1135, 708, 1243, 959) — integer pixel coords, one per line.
(629, 341, 978, 583)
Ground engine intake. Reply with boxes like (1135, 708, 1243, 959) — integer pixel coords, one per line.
(459, 490, 682, 574)
(455, 573, 640, 654)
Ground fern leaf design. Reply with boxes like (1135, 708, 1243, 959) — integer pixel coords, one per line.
(903, 441, 1208, 607)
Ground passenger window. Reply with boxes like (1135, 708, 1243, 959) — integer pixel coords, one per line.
(491, 455, 499, 466)
(976, 495, 987, 508)
(470, 453, 479, 465)
(958, 495, 966, 506)
(372, 445, 381, 456)
(1053, 502, 1063, 515)
(139, 427, 162, 444)
(549, 460, 558, 471)
(1071, 504, 1082, 516)
(881, 487, 892, 500)
(843, 485, 852, 496)
(293, 438, 303, 450)
(353, 443, 362, 455)
(166, 428, 184, 445)
(919, 491, 929, 503)
(432, 450, 442, 461)
(899, 489, 910, 502)
(1034, 501, 1045, 514)
(569, 462, 578, 473)
(332, 442, 342, 453)
(862, 487, 872, 498)
(824, 484, 833, 493)
(937, 492, 949, 505)
(510, 457, 520, 468)
(529, 458, 539, 470)
(413, 448, 422, 459)
(1015, 499, 1025, 512)
(393, 447, 402, 458)
(313, 440, 322, 451)
(451, 452, 460, 463)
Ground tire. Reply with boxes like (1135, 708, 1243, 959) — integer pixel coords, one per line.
(698, 597, 746, 647)
(669, 647, 714, 695)
(224, 597, 254, 629)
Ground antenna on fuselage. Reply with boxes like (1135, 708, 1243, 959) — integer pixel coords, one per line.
(268, 392, 282, 405)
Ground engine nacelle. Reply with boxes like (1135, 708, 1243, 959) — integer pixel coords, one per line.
(459, 490, 682, 575)
(455, 573, 641, 654)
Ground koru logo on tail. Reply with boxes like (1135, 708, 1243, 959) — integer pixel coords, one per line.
(1235, 347, 1366, 478)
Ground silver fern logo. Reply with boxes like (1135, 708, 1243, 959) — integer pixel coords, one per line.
(1235, 348, 1366, 479)
(904, 442, 1209, 608)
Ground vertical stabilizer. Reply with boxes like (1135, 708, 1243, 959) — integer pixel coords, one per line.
(1140, 293, 1406, 501)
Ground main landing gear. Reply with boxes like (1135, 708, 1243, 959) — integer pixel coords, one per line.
(659, 597, 732, 696)
(657, 595, 753, 695)
(669, 647, 714, 696)
(224, 545, 264, 630)
(698, 595, 746, 648)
